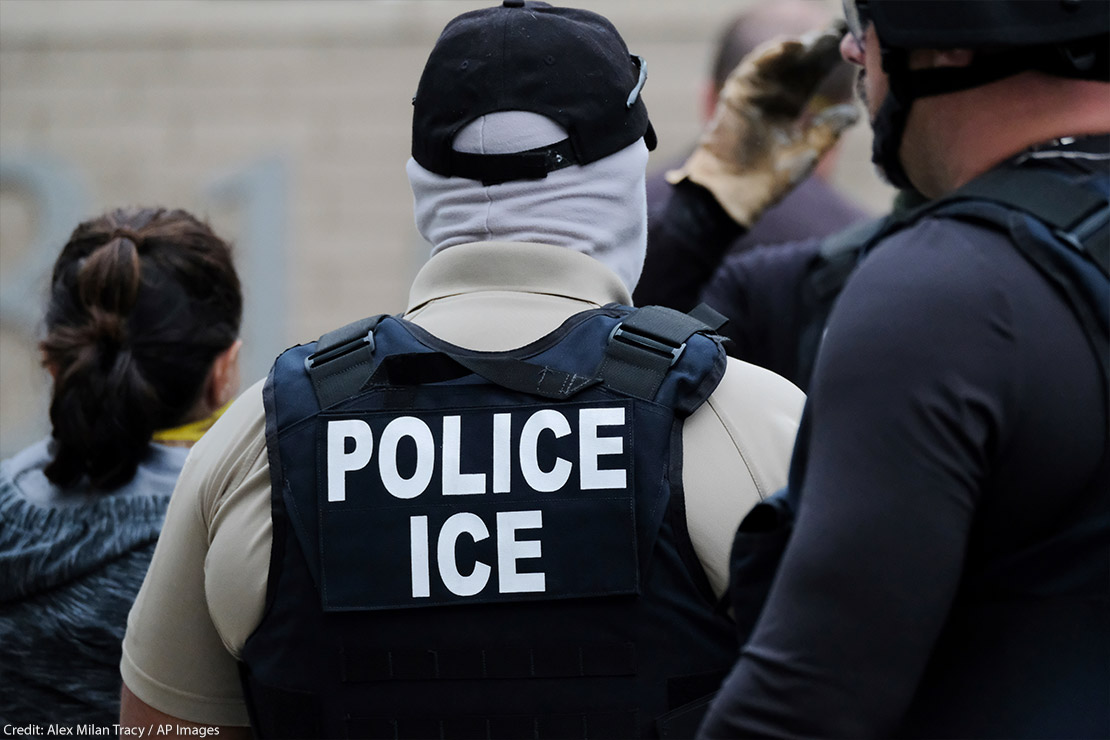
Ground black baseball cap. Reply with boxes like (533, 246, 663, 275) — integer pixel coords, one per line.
(412, 0, 658, 185)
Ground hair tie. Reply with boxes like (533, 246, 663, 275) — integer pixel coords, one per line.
(111, 228, 144, 247)
(90, 310, 127, 347)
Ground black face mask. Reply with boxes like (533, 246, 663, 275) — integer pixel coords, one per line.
(870, 88, 915, 191)
(867, 43, 924, 192)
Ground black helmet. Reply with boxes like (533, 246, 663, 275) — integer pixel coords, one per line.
(844, 0, 1109, 189)
(863, 0, 1108, 55)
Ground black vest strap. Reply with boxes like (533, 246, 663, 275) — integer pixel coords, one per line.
(953, 168, 1109, 276)
(304, 314, 387, 409)
(599, 304, 723, 400)
(367, 350, 600, 400)
(308, 315, 608, 408)
(306, 305, 729, 408)
(924, 166, 1110, 389)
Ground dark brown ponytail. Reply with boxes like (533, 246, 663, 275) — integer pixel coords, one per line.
(40, 208, 243, 490)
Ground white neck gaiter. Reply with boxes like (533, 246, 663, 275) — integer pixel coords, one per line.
(407, 111, 650, 293)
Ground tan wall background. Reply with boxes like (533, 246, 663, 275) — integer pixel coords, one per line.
(0, 0, 894, 457)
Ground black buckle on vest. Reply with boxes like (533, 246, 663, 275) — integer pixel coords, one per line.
(608, 323, 685, 367)
(598, 304, 725, 401)
(305, 315, 387, 409)
(304, 327, 376, 372)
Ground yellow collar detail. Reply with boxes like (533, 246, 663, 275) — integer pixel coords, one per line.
(151, 401, 232, 445)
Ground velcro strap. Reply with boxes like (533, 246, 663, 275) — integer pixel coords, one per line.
(598, 305, 716, 400)
(686, 302, 728, 332)
(342, 642, 637, 683)
(346, 710, 638, 740)
(305, 315, 386, 409)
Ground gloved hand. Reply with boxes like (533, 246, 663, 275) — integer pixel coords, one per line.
(667, 22, 860, 226)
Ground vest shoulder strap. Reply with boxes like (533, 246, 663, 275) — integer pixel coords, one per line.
(305, 313, 604, 408)
(598, 303, 726, 401)
(365, 350, 601, 400)
(931, 166, 1109, 336)
(944, 166, 1109, 277)
(304, 314, 387, 409)
(889, 164, 1110, 387)
(304, 304, 728, 410)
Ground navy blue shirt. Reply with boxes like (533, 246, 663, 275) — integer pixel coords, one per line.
(700, 205, 1109, 737)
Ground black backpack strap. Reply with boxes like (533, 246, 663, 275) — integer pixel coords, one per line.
(304, 314, 387, 408)
(598, 304, 724, 400)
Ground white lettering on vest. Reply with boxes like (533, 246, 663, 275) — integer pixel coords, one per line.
(497, 510, 545, 593)
(493, 412, 511, 493)
(325, 407, 628, 601)
(408, 509, 546, 598)
(437, 512, 491, 596)
(325, 406, 628, 501)
(579, 406, 627, 490)
(519, 409, 572, 492)
(379, 416, 435, 499)
(410, 515, 431, 598)
(442, 415, 487, 495)
(326, 419, 373, 503)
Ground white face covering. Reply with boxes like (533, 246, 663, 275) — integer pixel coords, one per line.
(407, 111, 650, 293)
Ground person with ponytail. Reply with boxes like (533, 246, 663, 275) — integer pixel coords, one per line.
(0, 207, 242, 725)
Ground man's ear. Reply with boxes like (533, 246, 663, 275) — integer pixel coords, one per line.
(204, 338, 243, 410)
(912, 47, 975, 70)
(934, 48, 974, 68)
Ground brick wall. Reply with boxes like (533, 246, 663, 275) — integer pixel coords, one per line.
(0, 0, 893, 456)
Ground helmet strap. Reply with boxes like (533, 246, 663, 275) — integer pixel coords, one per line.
(869, 44, 1077, 191)
(870, 47, 916, 190)
(902, 49, 1044, 98)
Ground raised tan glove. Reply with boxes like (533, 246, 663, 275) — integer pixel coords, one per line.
(667, 23, 860, 227)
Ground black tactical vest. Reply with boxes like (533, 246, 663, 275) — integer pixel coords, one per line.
(241, 304, 739, 739)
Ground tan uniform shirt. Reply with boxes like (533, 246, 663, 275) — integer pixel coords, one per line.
(121, 242, 804, 725)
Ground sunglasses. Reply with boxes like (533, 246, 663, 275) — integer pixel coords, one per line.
(843, 0, 872, 43)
